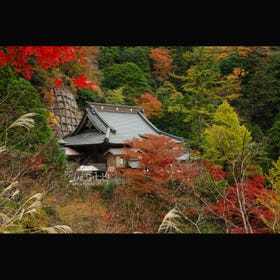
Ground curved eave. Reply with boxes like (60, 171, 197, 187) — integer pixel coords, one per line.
(158, 130, 185, 143)
(137, 110, 184, 143)
(63, 132, 106, 146)
(90, 105, 117, 133)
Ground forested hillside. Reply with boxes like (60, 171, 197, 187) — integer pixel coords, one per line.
(1, 46, 280, 233)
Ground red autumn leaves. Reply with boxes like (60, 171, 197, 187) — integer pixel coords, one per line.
(119, 134, 277, 233)
(0, 46, 96, 91)
(72, 74, 96, 90)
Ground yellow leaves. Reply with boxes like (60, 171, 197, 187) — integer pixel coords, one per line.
(170, 90, 183, 100)
(223, 67, 246, 101)
(237, 46, 270, 56)
(187, 67, 195, 77)
(44, 91, 55, 106)
(236, 46, 253, 57)
(215, 46, 235, 60)
(48, 111, 59, 126)
(214, 46, 270, 61)
(267, 156, 280, 192)
(214, 46, 252, 60)
(227, 93, 242, 101)
(168, 103, 188, 114)
(233, 67, 247, 77)
(227, 67, 247, 82)
(218, 46, 252, 59)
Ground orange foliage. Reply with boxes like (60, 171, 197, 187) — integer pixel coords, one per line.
(134, 93, 163, 118)
(215, 46, 270, 60)
(225, 67, 247, 101)
(149, 47, 173, 81)
(119, 134, 186, 202)
(44, 91, 55, 106)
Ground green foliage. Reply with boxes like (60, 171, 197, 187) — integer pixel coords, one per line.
(76, 88, 105, 109)
(219, 52, 246, 75)
(213, 100, 240, 126)
(120, 46, 152, 75)
(152, 81, 188, 138)
(99, 47, 122, 68)
(156, 81, 183, 102)
(99, 46, 157, 91)
(0, 68, 41, 111)
(120, 46, 157, 90)
(101, 181, 117, 199)
(170, 46, 193, 76)
(96, 46, 280, 172)
(0, 67, 66, 172)
(198, 218, 225, 233)
(105, 87, 126, 105)
(247, 124, 269, 172)
(43, 206, 57, 217)
(0, 180, 72, 233)
(261, 155, 280, 233)
(0, 68, 48, 151)
(102, 62, 151, 104)
(40, 136, 67, 173)
(169, 47, 241, 148)
(235, 54, 280, 132)
(268, 116, 280, 161)
(102, 62, 149, 89)
(268, 156, 280, 190)
(202, 101, 253, 171)
(249, 124, 264, 142)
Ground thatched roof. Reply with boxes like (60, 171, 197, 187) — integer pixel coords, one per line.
(50, 88, 82, 138)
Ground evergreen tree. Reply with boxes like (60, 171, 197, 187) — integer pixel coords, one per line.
(235, 53, 280, 132)
(0, 67, 66, 171)
(101, 62, 151, 104)
(268, 116, 280, 161)
(99, 47, 122, 68)
(170, 47, 242, 148)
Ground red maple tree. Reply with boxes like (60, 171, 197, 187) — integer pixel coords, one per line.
(207, 174, 274, 233)
(119, 134, 186, 202)
(0, 46, 95, 90)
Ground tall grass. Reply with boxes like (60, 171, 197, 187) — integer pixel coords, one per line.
(0, 113, 72, 233)
(158, 208, 183, 233)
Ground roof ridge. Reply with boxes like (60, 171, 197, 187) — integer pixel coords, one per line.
(87, 102, 143, 111)
(90, 105, 117, 133)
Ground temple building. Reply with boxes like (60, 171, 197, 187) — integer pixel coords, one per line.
(62, 102, 184, 175)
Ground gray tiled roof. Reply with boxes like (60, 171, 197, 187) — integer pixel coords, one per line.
(64, 131, 105, 146)
(104, 148, 124, 156)
(63, 103, 184, 146)
(64, 147, 81, 156)
(175, 152, 190, 161)
(128, 160, 139, 169)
